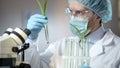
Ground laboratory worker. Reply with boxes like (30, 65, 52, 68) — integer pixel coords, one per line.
(25, 0, 120, 68)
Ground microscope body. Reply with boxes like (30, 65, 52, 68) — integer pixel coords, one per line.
(0, 35, 18, 58)
(0, 28, 31, 68)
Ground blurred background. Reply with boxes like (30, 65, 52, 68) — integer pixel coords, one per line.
(0, 0, 120, 48)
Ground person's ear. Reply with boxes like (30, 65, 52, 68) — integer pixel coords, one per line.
(94, 14, 101, 23)
(96, 15, 101, 20)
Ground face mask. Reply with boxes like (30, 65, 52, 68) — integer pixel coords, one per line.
(69, 16, 90, 37)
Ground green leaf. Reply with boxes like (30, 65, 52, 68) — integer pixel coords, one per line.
(36, 0, 44, 15)
(70, 23, 91, 49)
(44, 0, 48, 16)
(36, 0, 48, 16)
(70, 23, 81, 37)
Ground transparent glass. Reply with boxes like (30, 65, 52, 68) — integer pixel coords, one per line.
(62, 37, 90, 68)
(66, 8, 94, 19)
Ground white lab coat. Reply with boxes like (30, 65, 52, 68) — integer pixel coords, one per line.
(25, 29, 120, 68)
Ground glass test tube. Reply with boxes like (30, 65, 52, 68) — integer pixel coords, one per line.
(44, 24, 49, 44)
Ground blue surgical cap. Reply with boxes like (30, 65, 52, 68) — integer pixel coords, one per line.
(68, 0, 112, 23)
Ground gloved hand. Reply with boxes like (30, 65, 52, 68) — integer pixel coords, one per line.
(27, 14, 48, 40)
(80, 65, 91, 68)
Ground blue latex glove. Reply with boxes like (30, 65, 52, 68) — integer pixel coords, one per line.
(80, 65, 91, 68)
(27, 14, 48, 40)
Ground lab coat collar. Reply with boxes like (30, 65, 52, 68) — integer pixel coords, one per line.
(86, 26, 106, 44)
(100, 29, 114, 46)
(90, 29, 114, 57)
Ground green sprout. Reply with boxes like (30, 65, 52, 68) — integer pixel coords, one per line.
(36, 0, 48, 16)
(70, 23, 90, 65)
(70, 23, 90, 47)
(36, 0, 49, 44)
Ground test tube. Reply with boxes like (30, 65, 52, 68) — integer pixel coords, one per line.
(80, 39, 90, 66)
(44, 24, 49, 44)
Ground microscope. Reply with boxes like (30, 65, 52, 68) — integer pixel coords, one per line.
(0, 28, 31, 68)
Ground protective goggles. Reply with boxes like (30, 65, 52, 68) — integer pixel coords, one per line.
(66, 8, 94, 19)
